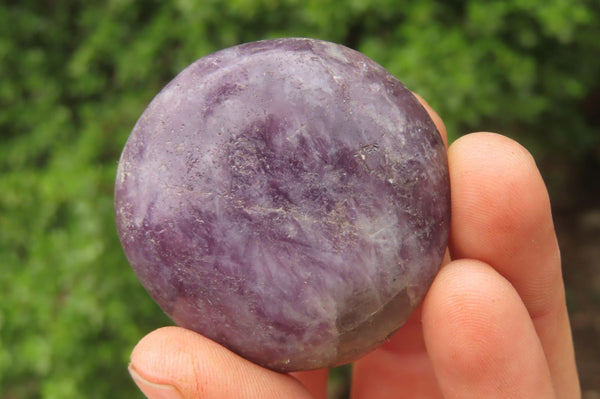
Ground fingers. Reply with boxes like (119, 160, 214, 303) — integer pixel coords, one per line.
(448, 133, 580, 397)
(422, 259, 555, 398)
(351, 309, 444, 399)
(129, 326, 317, 399)
(448, 133, 560, 315)
(290, 370, 329, 399)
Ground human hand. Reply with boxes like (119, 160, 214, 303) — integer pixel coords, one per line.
(127, 97, 580, 399)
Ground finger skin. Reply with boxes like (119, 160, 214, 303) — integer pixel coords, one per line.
(422, 259, 555, 398)
(291, 370, 329, 399)
(130, 326, 315, 399)
(448, 133, 580, 397)
(351, 307, 444, 398)
(448, 133, 561, 316)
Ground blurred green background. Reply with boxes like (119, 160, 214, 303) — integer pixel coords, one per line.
(1, 1, 599, 397)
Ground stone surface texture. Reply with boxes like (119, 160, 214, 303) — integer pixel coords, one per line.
(115, 38, 450, 371)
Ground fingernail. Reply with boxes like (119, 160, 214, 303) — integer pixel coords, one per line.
(128, 363, 184, 399)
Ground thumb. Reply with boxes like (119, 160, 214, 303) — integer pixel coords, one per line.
(129, 326, 316, 399)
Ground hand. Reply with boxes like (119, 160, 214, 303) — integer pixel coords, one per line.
(127, 97, 580, 399)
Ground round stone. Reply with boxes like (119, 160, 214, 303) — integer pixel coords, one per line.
(115, 38, 450, 371)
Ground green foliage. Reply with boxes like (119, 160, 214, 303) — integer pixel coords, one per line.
(1, 1, 598, 397)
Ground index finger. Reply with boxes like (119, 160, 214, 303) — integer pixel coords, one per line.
(448, 132, 580, 397)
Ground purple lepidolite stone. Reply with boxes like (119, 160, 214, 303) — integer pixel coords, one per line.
(115, 38, 450, 371)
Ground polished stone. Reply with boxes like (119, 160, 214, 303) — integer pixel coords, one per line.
(115, 38, 450, 371)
